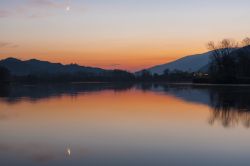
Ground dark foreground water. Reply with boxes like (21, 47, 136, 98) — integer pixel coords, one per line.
(1, 83, 250, 166)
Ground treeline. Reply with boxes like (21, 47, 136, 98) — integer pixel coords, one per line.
(0, 69, 136, 83)
(0, 66, 194, 84)
(136, 69, 193, 82)
(194, 38, 250, 84)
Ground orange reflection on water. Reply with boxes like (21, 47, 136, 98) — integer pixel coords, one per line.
(0, 88, 213, 163)
(0, 89, 210, 128)
(1, 86, 250, 165)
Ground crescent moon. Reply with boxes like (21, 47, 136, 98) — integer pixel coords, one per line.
(66, 0, 71, 11)
(66, 6, 71, 11)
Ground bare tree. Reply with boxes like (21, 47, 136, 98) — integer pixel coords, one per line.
(205, 38, 250, 83)
(207, 39, 238, 82)
(207, 39, 238, 59)
(242, 37, 250, 47)
(207, 39, 238, 69)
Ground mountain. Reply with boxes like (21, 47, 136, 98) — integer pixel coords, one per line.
(137, 51, 213, 75)
(0, 58, 107, 76)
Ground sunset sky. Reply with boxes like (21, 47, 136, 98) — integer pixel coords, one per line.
(0, 0, 249, 71)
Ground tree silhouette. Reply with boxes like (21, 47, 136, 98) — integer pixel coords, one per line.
(207, 39, 238, 83)
(206, 38, 250, 83)
(242, 37, 250, 47)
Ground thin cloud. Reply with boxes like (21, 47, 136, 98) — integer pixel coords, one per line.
(29, 0, 65, 8)
(0, 42, 19, 48)
(29, 12, 53, 18)
(93, 63, 121, 68)
(0, 10, 12, 17)
(0, 0, 65, 19)
(109, 64, 121, 67)
(0, 1, 85, 19)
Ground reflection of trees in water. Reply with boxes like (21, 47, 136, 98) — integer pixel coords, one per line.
(2, 82, 250, 128)
(209, 87, 250, 128)
(138, 83, 250, 128)
(208, 109, 250, 128)
(0, 84, 10, 97)
(153, 84, 250, 128)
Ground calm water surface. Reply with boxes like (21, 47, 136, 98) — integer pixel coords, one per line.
(1, 83, 250, 166)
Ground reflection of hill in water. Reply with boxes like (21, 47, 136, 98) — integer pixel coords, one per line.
(0, 83, 134, 103)
(139, 84, 211, 105)
(138, 84, 250, 128)
(1, 83, 250, 128)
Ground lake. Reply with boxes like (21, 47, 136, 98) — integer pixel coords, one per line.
(1, 83, 250, 166)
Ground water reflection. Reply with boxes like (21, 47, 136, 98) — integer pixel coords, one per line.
(209, 86, 250, 128)
(66, 148, 71, 156)
(1, 83, 250, 165)
(31, 153, 55, 163)
(0, 83, 134, 103)
(1, 83, 250, 128)
(137, 83, 250, 128)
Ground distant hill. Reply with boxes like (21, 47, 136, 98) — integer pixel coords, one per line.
(137, 51, 214, 75)
(138, 47, 247, 75)
(0, 58, 107, 76)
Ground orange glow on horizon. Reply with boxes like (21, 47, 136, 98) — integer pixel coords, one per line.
(1, 0, 249, 71)
(0, 45, 206, 71)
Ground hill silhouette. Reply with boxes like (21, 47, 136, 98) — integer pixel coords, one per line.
(0, 57, 106, 76)
(0, 58, 135, 83)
